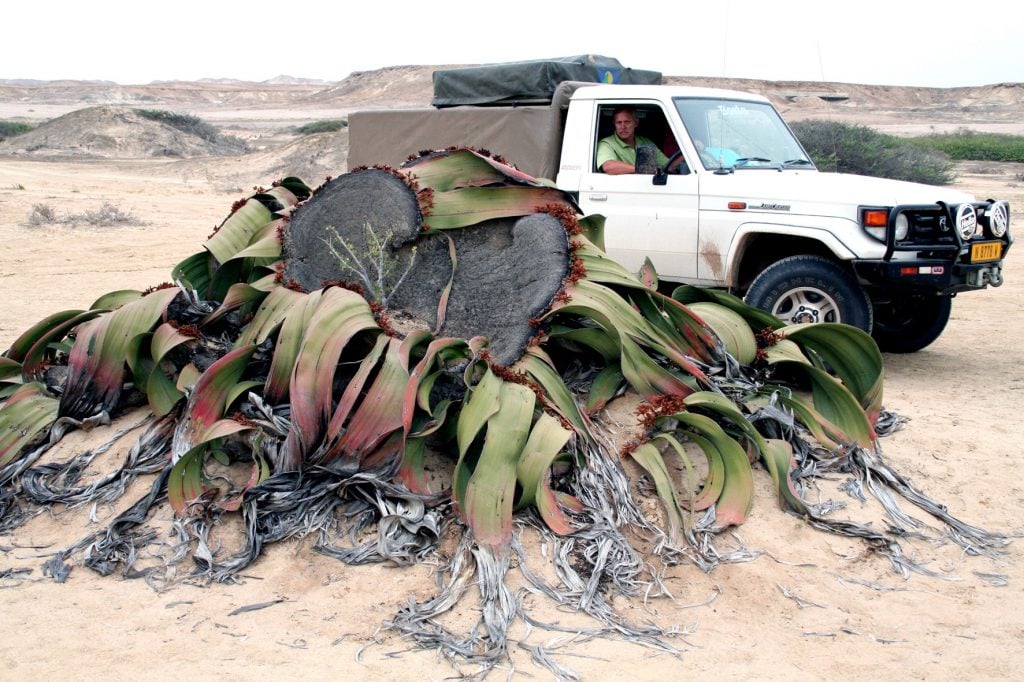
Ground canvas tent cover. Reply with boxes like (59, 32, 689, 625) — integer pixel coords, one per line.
(432, 55, 662, 107)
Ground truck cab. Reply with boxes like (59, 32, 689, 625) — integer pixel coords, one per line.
(555, 84, 1012, 352)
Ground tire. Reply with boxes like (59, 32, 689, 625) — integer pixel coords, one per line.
(744, 255, 873, 332)
(870, 293, 952, 353)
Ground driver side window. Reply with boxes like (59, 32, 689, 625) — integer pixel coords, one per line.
(594, 104, 682, 174)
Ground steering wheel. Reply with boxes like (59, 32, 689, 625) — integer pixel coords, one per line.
(664, 150, 687, 174)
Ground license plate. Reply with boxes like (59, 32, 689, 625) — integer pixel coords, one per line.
(971, 241, 1002, 263)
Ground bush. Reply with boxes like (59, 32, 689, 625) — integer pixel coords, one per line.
(25, 203, 58, 226)
(24, 202, 146, 227)
(136, 109, 222, 143)
(295, 119, 348, 135)
(791, 120, 955, 185)
(907, 129, 1024, 163)
(0, 120, 33, 140)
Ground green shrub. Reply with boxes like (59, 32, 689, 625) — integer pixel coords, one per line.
(0, 120, 33, 140)
(137, 109, 222, 143)
(907, 129, 1024, 163)
(791, 120, 955, 185)
(295, 119, 348, 135)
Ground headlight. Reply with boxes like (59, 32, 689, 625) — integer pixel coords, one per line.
(894, 213, 909, 241)
(988, 201, 1009, 238)
(955, 204, 977, 240)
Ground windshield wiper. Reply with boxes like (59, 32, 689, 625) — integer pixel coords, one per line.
(781, 158, 813, 168)
(732, 157, 771, 168)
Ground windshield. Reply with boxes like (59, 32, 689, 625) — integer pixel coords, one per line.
(674, 97, 813, 171)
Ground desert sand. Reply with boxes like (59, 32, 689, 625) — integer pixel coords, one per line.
(1, 72, 1023, 680)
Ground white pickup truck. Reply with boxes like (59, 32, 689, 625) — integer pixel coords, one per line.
(349, 77, 1013, 352)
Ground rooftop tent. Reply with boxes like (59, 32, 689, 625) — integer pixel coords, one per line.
(431, 55, 662, 107)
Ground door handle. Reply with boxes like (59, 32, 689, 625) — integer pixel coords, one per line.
(590, 194, 607, 201)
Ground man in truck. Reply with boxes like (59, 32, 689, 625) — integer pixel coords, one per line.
(597, 106, 680, 174)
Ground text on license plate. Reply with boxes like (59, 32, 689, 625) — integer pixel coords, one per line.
(971, 241, 1002, 263)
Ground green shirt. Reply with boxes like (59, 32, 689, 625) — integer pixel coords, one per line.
(596, 133, 669, 171)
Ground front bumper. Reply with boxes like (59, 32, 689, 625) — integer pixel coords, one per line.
(854, 200, 1012, 294)
(852, 257, 1005, 293)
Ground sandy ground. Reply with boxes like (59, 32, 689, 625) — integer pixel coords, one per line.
(0, 155, 1022, 680)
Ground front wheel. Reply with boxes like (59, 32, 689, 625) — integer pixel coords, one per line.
(744, 255, 873, 332)
(870, 293, 952, 353)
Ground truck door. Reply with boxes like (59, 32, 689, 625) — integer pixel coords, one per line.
(577, 103, 700, 282)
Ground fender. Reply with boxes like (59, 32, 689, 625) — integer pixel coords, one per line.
(722, 221, 866, 288)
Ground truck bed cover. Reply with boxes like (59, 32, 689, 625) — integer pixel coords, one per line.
(431, 55, 661, 107)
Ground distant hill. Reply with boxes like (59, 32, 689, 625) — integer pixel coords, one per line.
(0, 106, 248, 159)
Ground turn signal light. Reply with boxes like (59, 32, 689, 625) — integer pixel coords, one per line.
(862, 209, 888, 227)
(728, 201, 747, 210)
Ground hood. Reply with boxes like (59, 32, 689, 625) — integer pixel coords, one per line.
(700, 170, 975, 217)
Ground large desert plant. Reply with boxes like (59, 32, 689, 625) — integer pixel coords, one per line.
(0, 149, 1003, 676)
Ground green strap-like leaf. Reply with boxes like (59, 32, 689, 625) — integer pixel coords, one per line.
(462, 381, 536, 550)
(0, 382, 59, 468)
(780, 323, 884, 426)
(204, 198, 274, 265)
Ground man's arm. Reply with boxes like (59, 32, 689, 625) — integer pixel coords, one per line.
(596, 139, 634, 174)
(601, 159, 635, 174)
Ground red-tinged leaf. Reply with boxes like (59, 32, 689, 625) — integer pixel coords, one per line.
(264, 289, 322, 404)
(405, 147, 555, 191)
(324, 334, 389, 441)
(0, 382, 59, 468)
(60, 287, 180, 419)
(463, 381, 535, 551)
(671, 412, 753, 528)
(216, 450, 271, 512)
(425, 186, 576, 230)
(151, 322, 196, 365)
(398, 436, 431, 495)
(21, 310, 103, 381)
(199, 418, 252, 442)
(171, 345, 256, 461)
(514, 413, 572, 511)
(201, 281, 269, 328)
(769, 392, 849, 452)
(282, 288, 379, 467)
(619, 333, 695, 400)
(433, 234, 457, 333)
(639, 257, 658, 290)
(402, 148, 508, 191)
(4, 309, 89, 362)
(327, 337, 411, 464)
(236, 285, 306, 348)
(402, 338, 469, 434)
(585, 364, 623, 414)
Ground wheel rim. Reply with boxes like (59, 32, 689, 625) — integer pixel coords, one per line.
(770, 287, 841, 324)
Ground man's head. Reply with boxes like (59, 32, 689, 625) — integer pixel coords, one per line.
(612, 108, 638, 145)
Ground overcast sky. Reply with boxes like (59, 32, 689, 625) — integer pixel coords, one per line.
(3, 0, 1021, 88)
